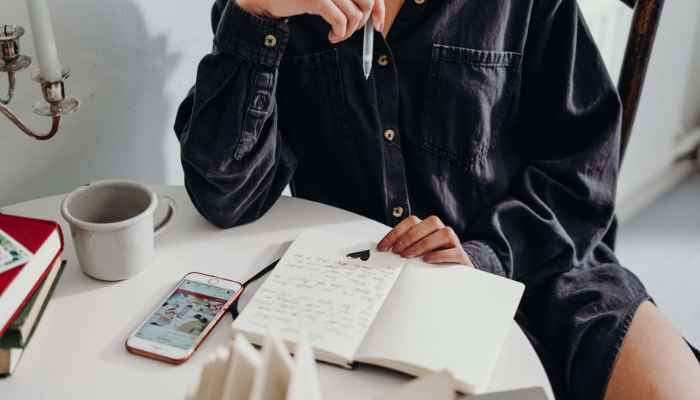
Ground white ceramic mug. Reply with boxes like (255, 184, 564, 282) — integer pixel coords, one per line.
(61, 180, 177, 281)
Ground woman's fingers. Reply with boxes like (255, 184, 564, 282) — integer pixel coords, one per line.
(353, 0, 375, 27)
(378, 215, 444, 253)
(377, 215, 421, 251)
(371, 0, 385, 31)
(315, 0, 376, 43)
(330, 0, 365, 41)
(392, 216, 445, 253)
(400, 226, 460, 258)
(422, 248, 473, 266)
(312, 0, 348, 42)
(378, 215, 473, 267)
(239, 0, 380, 40)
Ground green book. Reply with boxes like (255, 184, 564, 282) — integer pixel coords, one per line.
(0, 260, 64, 377)
(0, 260, 65, 349)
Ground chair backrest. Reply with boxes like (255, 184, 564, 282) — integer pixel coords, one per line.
(617, 0, 666, 163)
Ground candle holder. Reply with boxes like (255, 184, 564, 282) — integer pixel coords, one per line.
(0, 24, 79, 141)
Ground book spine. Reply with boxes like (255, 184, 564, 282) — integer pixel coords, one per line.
(0, 331, 22, 349)
(0, 239, 63, 337)
(0, 261, 65, 349)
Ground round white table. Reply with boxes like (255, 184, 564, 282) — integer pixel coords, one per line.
(0, 186, 553, 399)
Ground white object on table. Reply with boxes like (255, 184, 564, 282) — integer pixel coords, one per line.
(221, 334, 262, 399)
(193, 331, 453, 400)
(25, 0, 63, 81)
(0, 186, 553, 400)
(249, 333, 294, 400)
(195, 332, 324, 400)
(194, 348, 229, 400)
(287, 334, 324, 400)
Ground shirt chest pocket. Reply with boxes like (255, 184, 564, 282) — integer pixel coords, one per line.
(421, 44, 522, 172)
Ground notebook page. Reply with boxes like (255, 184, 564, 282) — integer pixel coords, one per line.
(233, 229, 404, 362)
(355, 262, 524, 393)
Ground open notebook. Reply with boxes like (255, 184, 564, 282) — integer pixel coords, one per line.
(232, 229, 524, 394)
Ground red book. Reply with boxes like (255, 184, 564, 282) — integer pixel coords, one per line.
(0, 214, 63, 337)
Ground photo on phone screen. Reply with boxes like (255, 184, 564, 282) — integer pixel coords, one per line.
(133, 278, 239, 350)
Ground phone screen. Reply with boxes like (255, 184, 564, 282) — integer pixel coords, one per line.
(133, 279, 239, 350)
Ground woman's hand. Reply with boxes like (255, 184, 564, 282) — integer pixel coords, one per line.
(377, 215, 474, 266)
(236, 0, 385, 44)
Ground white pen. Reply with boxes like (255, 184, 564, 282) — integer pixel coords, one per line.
(362, 20, 374, 80)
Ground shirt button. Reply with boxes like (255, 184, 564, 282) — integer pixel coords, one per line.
(377, 54, 390, 66)
(392, 206, 404, 218)
(383, 129, 396, 142)
(264, 34, 277, 48)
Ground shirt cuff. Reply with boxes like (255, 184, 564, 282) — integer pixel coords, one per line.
(215, 1, 290, 68)
(462, 240, 505, 277)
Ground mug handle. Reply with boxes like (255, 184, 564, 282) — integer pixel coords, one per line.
(154, 195, 177, 237)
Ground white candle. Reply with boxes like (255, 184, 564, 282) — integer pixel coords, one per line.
(26, 0, 62, 82)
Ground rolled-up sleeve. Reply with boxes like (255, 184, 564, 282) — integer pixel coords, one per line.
(174, 0, 297, 228)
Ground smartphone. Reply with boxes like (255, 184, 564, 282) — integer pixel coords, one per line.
(125, 272, 243, 364)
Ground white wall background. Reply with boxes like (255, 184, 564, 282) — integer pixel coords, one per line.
(1, 0, 699, 208)
(0, 0, 208, 206)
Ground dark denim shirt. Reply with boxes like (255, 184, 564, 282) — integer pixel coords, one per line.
(175, 0, 621, 291)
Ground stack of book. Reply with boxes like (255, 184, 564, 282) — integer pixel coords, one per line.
(0, 213, 64, 377)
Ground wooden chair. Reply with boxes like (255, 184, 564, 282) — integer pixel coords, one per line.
(617, 0, 666, 163)
(603, 0, 666, 248)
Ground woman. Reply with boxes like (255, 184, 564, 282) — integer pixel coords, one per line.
(174, 0, 700, 398)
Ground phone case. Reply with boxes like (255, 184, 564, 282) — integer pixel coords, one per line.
(125, 272, 244, 364)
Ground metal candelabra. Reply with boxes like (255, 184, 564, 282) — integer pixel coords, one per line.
(0, 24, 79, 141)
